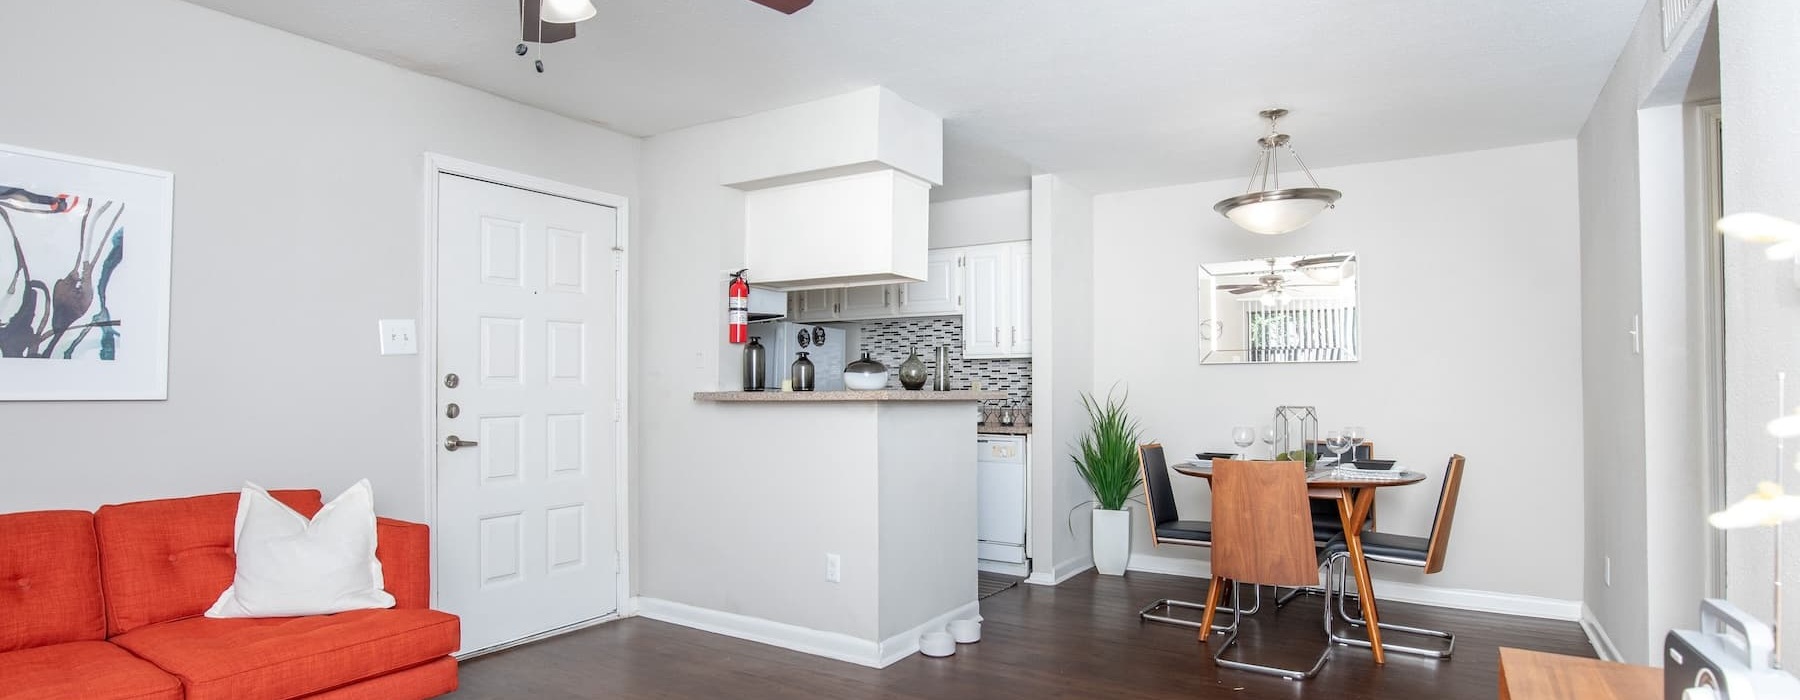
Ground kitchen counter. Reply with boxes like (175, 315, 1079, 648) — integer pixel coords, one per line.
(694, 390, 1007, 402)
(977, 424, 1032, 435)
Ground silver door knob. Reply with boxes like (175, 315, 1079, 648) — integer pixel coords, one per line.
(444, 435, 479, 451)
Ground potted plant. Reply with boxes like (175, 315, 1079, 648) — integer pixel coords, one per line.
(1074, 388, 1143, 576)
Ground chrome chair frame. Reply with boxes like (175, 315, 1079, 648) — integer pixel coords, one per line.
(1322, 551, 1456, 658)
(1208, 560, 1334, 681)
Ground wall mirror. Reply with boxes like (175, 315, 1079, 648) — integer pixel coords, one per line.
(1197, 252, 1359, 364)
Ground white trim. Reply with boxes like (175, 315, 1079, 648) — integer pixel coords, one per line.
(1581, 604, 1626, 662)
(1126, 553, 1583, 621)
(453, 612, 621, 661)
(1026, 552, 1095, 586)
(636, 597, 978, 668)
(875, 601, 983, 667)
(418, 153, 633, 633)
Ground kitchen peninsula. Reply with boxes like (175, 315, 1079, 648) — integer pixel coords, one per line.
(661, 389, 1003, 667)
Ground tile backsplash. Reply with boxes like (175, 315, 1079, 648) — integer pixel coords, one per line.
(851, 316, 1031, 406)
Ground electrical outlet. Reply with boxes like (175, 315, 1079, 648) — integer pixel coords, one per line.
(825, 553, 842, 583)
(1605, 556, 1612, 587)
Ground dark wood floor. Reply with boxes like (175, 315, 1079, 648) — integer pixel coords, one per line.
(446, 571, 1595, 699)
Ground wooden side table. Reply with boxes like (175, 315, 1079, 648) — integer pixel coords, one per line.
(1499, 648, 1660, 699)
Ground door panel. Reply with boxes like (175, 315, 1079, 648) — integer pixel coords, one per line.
(1008, 244, 1032, 356)
(900, 249, 961, 316)
(839, 284, 894, 318)
(436, 173, 619, 655)
(962, 246, 1006, 358)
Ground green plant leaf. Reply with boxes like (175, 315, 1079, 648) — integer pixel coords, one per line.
(1071, 386, 1144, 512)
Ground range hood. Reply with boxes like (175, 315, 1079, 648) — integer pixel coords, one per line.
(748, 286, 787, 322)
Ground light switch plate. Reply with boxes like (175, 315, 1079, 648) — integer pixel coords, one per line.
(379, 319, 418, 356)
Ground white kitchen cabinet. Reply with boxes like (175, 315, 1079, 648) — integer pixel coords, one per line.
(840, 284, 895, 317)
(962, 242, 1032, 358)
(1008, 245, 1031, 355)
(899, 248, 964, 317)
(791, 288, 840, 322)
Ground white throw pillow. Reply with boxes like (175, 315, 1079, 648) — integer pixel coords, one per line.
(206, 479, 396, 618)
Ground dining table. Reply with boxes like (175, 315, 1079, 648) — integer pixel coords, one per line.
(1172, 459, 1428, 665)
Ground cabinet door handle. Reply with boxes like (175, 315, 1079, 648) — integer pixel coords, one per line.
(1011, 326, 1017, 345)
(833, 303, 841, 313)
(993, 328, 999, 345)
(885, 289, 891, 306)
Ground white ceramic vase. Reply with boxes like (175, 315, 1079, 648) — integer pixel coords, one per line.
(1091, 507, 1131, 575)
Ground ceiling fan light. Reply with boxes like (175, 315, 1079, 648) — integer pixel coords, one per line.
(1215, 189, 1339, 235)
(541, 0, 597, 24)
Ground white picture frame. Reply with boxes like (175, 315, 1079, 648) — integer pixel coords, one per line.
(0, 143, 173, 400)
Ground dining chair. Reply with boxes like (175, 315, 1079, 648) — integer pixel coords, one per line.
(1321, 454, 1466, 659)
(1198, 459, 1333, 681)
(1274, 442, 1377, 610)
(1134, 444, 1259, 630)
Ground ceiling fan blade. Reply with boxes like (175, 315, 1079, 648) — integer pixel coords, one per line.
(748, 0, 814, 13)
(1227, 287, 1263, 295)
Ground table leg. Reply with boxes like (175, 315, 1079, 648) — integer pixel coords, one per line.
(1338, 487, 1385, 665)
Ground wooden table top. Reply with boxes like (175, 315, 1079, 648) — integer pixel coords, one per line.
(1498, 648, 1660, 700)
(1172, 461, 1428, 489)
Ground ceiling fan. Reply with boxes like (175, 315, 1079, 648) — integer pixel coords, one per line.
(518, 0, 812, 72)
(1215, 258, 1336, 305)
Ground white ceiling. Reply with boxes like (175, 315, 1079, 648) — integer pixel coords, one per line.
(183, 0, 1643, 200)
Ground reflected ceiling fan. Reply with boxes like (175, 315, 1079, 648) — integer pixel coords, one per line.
(518, 0, 813, 73)
(1215, 258, 1336, 305)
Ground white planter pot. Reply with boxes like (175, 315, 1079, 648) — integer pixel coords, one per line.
(1091, 508, 1131, 576)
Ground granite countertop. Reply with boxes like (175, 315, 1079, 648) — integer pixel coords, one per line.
(976, 424, 1032, 435)
(694, 390, 1008, 403)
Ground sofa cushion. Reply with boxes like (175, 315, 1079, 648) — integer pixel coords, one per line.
(112, 608, 460, 700)
(95, 489, 324, 635)
(297, 656, 458, 700)
(0, 640, 182, 700)
(0, 510, 105, 652)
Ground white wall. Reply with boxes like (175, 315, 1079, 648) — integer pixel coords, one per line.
(1574, 0, 1721, 664)
(929, 190, 1031, 248)
(0, 0, 639, 521)
(1719, 0, 1800, 669)
(1027, 175, 1097, 580)
(1092, 141, 1586, 602)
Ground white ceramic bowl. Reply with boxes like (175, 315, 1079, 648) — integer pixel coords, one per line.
(844, 372, 888, 391)
(948, 619, 981, 643)
(920, 631, 956, 657)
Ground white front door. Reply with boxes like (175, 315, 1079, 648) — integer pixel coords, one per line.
(434, 172, 620, 654)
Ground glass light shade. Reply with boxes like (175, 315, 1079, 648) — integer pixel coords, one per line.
(1214, 187, 1341, 235)
(541, 0, 597, 23)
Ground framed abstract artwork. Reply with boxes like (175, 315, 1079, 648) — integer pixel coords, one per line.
(0, 143, 173, 400)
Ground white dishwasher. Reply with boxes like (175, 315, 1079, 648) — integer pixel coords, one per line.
(977, 435, 1028, 566)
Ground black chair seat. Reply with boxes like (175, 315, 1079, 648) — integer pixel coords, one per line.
(1321, 531, 1429, 564)
(1155, 520, 1212, 543)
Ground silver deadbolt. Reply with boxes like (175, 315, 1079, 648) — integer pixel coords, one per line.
(444, 435, 478, 451)
(444, 373, 460, 389)
(445, 403, 461, 419)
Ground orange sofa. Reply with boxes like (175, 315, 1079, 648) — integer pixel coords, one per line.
(0, 490, 460, 700)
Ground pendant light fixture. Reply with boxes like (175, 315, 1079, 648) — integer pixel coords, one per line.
(541, 0, 598, 23)
(1213, 108, 1342, 235)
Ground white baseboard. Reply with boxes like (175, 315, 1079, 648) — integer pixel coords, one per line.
(1126, 552, 1583, 622)
(1025, 552, 1094, 586)
(875, 601, 983, 668)
(635, 597, 977, 669)
(1581, 603, 1625, 662)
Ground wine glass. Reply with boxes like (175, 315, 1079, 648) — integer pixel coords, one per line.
(1345, 426, 1367, 465)
(1232, 427, 1256, 460)
(1259, 425, 1278, 460)
(1324, 430, 1352, 468)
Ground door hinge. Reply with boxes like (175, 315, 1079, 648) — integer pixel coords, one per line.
(957, 294, 962, 306)
(613, 399, 624, 422)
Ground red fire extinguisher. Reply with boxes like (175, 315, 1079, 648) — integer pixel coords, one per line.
(728, 269, 750, 344)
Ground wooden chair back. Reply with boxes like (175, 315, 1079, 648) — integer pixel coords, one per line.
(1137, 444, 1178, 545)
(1423, 454, 1467, 574)
(1209, 459, 1318, 587)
